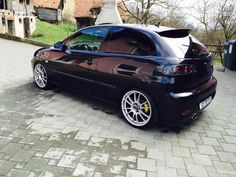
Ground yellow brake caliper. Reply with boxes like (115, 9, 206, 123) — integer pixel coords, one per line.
(143, 102, 150, 113)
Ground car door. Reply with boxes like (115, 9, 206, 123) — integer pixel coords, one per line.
(92, 27, 158, 103)
(49, 26, 111, 93)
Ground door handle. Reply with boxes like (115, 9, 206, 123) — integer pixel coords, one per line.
(65, 50, 72, 54)
(86, 59, 95, 65)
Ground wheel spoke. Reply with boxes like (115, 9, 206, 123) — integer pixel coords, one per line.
(132, 113, 138, 122)
(133, 92, 137, 102)
(42, 78, 47, 83)
(135, 114, 138, 122)
(141, 101, 148, 106)
(38, 79, 42, 86)
(125, 99, 132, 106)
(138, 113, 146, 122)
(140, 110, 149, 118)
(35, 69, 40, 74)
(126, 95, 134, 104)
(35, 77, 40, 82)
(137, 93, 141, 103)
(127, 109, 133, 114)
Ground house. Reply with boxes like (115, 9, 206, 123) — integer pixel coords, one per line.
(33, 0, 126, 28)
(0, 0, 36, 38)
(74, 0, 127, 29)
(33, 0, 76, 22)
(74, 0, 102, 28)
(32, 0, 64, 22)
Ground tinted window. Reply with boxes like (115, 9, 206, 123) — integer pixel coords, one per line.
(103, 27, 156, 56)
(65, 27, 110, 52)
(161, 34, 209, 59)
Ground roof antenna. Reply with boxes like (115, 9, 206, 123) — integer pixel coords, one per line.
(155, 22, 161, 28)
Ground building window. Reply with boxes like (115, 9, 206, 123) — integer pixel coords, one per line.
(19, 18, 22, 24)
(2, 17, 5, 26)
(0, 0, 4, 9)
(26, 0, 30, 5)
(19, 0, 24, 4)
(0, 0, 7, 9)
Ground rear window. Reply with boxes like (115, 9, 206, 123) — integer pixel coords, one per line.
(161, 35, 209, 59)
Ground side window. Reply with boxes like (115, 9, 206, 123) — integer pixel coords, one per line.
(103, 27, 156, 56)
(65, 27, 110, 52)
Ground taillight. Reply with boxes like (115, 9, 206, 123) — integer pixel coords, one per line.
(159, 64, 196, 76)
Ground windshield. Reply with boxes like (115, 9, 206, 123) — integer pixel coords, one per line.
(161, 34, 209, 59)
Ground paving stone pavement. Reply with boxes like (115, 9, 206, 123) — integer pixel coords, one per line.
(0, 38, 236, 177)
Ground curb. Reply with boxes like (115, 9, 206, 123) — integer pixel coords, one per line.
(0, 33, 51, 48)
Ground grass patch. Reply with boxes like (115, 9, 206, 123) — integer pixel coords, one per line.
(31, 20, 77, 45)
(213, 59, 223, 66)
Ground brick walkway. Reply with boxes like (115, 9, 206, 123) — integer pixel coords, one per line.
(0, 38, 236, 177)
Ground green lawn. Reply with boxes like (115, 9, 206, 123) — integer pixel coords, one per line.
(214, 59, 223, 66)
(31, 20, 77, 45)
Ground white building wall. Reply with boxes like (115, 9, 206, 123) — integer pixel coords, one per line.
(0, 16, 3, 33)
(0, 12, 36, 38)
(14, 15, 36, 38)
(29, 16, 36, 34)
(12, 1, 34, 15)
(62, 0, 76, 22)
(95, 0, 123, 25)
(14, 16, 24, 38)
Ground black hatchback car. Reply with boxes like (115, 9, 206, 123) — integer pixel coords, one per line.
(32, 24, 217, 128)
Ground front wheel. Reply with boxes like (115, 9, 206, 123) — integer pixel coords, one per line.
(121, 89, 156, 128)
(34, 63, 50, 89)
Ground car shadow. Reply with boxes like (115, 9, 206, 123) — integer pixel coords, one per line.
(0, 81, 202, 134)
(46, 84, 203, 134)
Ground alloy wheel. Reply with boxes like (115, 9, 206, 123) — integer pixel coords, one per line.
(34, 63, 48, 88)
(121, 90, 152, 127)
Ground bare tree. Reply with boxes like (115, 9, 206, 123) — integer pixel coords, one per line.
(120, 0, 174, 24)
(190, 0, 213, 37)
(216, 0, 236, 42)
(189, 0, 236, 44)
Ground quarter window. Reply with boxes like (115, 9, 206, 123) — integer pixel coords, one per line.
(65, 27, 111, 52)
(103, 27, 156, 56)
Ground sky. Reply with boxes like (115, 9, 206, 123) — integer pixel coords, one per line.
(125, 0, 235, 28)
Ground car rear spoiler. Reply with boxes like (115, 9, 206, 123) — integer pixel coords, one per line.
(158, 29, 191, 38)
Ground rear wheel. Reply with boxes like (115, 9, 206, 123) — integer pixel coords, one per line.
(34, 63, 50, 89)
(121, 89, 156, 128)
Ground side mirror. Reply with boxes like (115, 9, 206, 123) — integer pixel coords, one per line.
(54, 41, 63, 49)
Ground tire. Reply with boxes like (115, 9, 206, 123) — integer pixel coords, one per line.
(121, 89, 157, 128)
(33, 63, 50, 89)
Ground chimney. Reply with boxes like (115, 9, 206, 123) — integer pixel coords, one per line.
(95, 0, 123, 25)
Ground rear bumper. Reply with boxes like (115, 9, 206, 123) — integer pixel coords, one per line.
(158, 76, 217, 126)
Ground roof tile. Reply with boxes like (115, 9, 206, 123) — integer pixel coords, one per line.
(33, 0, 62, 9)
(74, 0, 102, 18)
